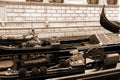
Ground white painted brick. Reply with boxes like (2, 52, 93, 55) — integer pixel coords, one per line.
(11, 5, 19, 8)
(75, 10, 83, 13)
(19, 13, 26, 16)
(13, 9, 19, 12)
(79, 14, 85, 16)
(6, 9, 13, 12)
(57, 10, 65, 13)
(57, 17, 65, 20)
(52, 14, 61, 17)
(54, 28, 60, 32)
(24, 13, 31, 16)
(66, 17, 74, 20)
(47, 10, 56, 13)
(84, 11, 90, 13)
(105, 8, 110, 11)
(87, 17, 99, 21)
(46, 14, 52, 16)
(41, 14, 47, 17)
(111, 17, 118, 20)
(62, 7, 66, 9)
(87, 7, 95, 10)
(80, 7, 85, 10)
(74, 17, 84, 21)
(19, 5, 24, 8)
(7, 13, 18, 16)
(35, 6, 42, 9)
(46, 6, 52, 9)
(31, 6, 39, 9)
(84, 17, 92, 20)
(95, 8, 101, 11)
(23, 5, 31, 8)
(109, 14, 117, 17)
(91, 11, 99, 13)
(13, 13, 19, 16)
(113, 11, 118, 14)
(25, 9, 36, 13)
(16, 13, 26, 17)
(36, 10, 46, 13)
(7, 5, 18, 8)
(62, 14, 70, 17)
(109, 8, 118, 11)
(71, 14, 78, 16)
(7, 17, 14, 21)
(62, 7, 70, 9)
(13, 9, 24, 12)
(66, 10, 74, 13)
(41, 6, 46, 9)
(65, 7, 70, 9)
(95, 14, 100, 17)
(31, 13, 41, 16)
(25, 17, 37, 21)
(0, 7, 4, 12)
(106, 11, 113, 13)
(47, 18, 56, 21)
(87, 14, 94, 17)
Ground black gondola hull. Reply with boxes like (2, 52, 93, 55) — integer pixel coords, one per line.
(100, 5, 120, 33)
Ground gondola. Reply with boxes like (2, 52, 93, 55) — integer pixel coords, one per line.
(0, 36, 88, 80)
(0, 30, 119, 79)
(0, 34, 119, 80)
(100, 5, 120, 33)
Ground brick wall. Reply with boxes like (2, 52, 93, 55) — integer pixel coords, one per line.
(0, 1, 119, 38)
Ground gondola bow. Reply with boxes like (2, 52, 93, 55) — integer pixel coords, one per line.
(100, 5, 120, 33)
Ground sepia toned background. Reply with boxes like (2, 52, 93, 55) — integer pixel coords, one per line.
(0, 0, 120, 38)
